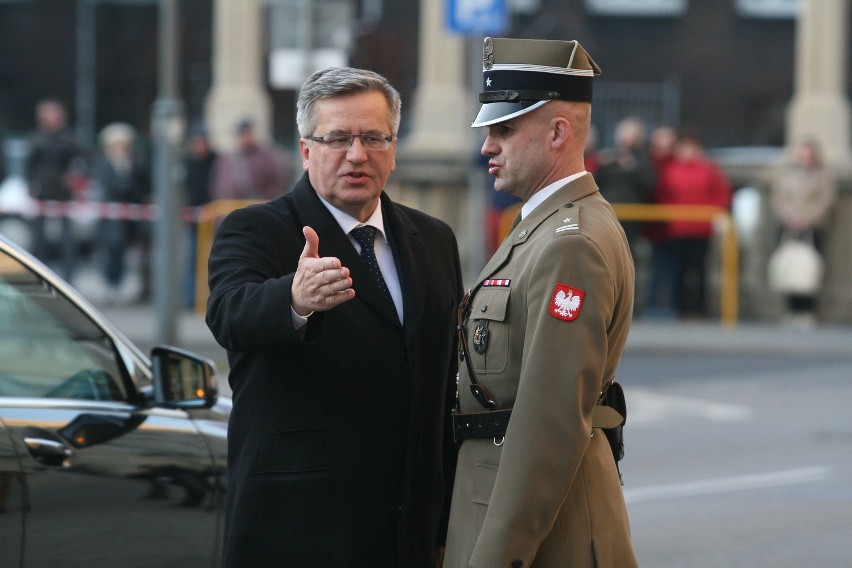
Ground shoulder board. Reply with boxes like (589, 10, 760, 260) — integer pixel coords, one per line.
(553, 202, 581, 236)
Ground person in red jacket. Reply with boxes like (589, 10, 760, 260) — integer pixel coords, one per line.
(650, 130, 732, 318)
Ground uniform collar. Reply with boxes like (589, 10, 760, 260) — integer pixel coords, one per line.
(521, 171, 588, 220)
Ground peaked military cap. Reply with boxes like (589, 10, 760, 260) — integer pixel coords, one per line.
(472, 37, 602, 128)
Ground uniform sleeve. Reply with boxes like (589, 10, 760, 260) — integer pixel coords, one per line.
(470, 232, 617, 567)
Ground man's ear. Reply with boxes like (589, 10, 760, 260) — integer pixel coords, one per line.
(551, 116, 571, 149)
(299, 138, 311, 171)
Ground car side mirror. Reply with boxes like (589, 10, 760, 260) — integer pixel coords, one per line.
(150, 345, 218, 409)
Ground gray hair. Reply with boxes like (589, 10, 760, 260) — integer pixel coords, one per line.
(296, 67, 402, 137)
(99, 122, 136, 148)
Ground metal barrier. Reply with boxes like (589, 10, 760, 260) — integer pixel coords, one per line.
(498, 203, 738, 328)
(194, 199, 264, 315)
(612, 204, 738, 328)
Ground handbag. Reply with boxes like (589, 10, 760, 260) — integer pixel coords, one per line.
(767, 232, 824, 295)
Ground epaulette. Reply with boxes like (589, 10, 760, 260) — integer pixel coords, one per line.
(553, 202, 581, 237)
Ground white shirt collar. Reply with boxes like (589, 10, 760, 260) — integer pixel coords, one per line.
(521, 171, 587, 220)
(316, 195, 387, 242)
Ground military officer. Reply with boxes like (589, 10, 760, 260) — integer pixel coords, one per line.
(443, 38, 639, 568)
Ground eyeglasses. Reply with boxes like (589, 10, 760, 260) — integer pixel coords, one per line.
(304, 132, 394, 151)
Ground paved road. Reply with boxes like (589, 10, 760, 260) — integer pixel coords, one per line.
(96, 292, 852, 566)
(618, 325, 852, 567)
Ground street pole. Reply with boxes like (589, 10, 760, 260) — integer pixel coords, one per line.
(152, 0, 185, 345)
(75, 0, 97, 148)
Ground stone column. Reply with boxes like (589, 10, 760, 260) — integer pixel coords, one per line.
(394, 0, 483, 283)
(786, 0, 851, 167)
(205, 0, 272, 152)
(782, 0, 852, 323)
(398, 0, 471, 166)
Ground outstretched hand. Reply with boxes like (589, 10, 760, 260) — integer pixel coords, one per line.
(291, 226, 355, 315)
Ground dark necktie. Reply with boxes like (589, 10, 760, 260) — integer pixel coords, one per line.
(350, 225, 393, 304)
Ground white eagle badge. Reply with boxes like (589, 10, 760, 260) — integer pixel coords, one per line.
(549, 283, 586, 321)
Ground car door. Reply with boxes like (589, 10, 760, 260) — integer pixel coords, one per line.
(0, 417, 23, 568)
(0, 244, 225, 567)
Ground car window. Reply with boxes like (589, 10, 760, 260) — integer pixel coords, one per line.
(0, 250, 129, 400)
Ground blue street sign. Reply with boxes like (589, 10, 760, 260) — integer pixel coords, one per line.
(446, 0, 508, 36)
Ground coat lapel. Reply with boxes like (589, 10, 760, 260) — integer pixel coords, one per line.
(381, 194, 427, 341)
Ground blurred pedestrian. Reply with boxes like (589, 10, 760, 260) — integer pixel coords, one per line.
(649, 124, 678, 169)
(584, 122, 601, 174)
(444, 37, 637, 568)
(92, 122, 150, 304)
(596, 115, 656, 260)
(206, 67, 463, 567)
(211, 118, 290, 201)
(644, 124, 680, 318)
(25, 98, 87, 282)
(651, 130, 732, 319)
(182, 123, 217, 308)
(769, 137, 836, 327)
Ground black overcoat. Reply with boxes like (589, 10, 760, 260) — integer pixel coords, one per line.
(206, 174, 462, 567)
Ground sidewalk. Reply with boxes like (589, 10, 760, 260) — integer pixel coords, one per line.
(98, 300, 852, 361)
(68, 252, 852, 361)
(623, 318, 852, 356)
(94, 299, 852, 402)
(99, 302, 224, 360)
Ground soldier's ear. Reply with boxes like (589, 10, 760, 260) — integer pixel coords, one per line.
(550, 116, 570, 149)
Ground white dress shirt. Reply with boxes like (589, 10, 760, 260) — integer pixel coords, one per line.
(292, 196, 403, 329)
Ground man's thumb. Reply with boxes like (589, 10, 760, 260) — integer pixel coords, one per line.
(300, 226, 320, 259)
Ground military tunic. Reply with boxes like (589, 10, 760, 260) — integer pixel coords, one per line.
(444, 173, 638, 568)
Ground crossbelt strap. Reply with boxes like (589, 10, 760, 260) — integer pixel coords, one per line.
(457, 290, 498, 410)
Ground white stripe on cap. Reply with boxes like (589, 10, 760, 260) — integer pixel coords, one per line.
(486, 63, 596, 77)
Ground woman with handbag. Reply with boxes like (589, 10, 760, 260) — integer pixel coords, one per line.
(769, 138, 836, 327)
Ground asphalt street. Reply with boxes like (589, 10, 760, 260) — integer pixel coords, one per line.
(92, 285, 852, 567)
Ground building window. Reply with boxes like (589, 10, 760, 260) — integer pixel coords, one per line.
(585, 0, 688, 17)
(735, 0, 799, 19)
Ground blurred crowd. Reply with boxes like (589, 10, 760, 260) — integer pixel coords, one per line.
(487, 114, 836, 325)
(8, 98, 292, 308)
(4, 101, 837, 324)
(591, 117, 735, 321)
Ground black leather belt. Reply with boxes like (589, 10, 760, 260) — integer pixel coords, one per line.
(452, 409, 512, 443)
(452, 404, 624, 444)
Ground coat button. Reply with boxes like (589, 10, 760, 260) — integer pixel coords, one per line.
(511, 561, 524, 568)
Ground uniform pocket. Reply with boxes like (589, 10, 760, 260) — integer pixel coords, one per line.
(472, 462, 499, 538)
(469, 287, 510, 374)
(472, 462, 498, 505)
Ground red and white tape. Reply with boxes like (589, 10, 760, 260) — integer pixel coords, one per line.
(0, 200, 203, 223)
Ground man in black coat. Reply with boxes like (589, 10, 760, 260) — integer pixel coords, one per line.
(206, 67, 463, 567)
(25, 98, 85, 282)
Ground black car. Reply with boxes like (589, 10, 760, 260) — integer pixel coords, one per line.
(0, 234, 228, 567)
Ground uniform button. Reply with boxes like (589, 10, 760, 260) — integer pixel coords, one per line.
(511, 561, 524, 568)
(481, 306, 488, 312)
(518, 229, 528, 238)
